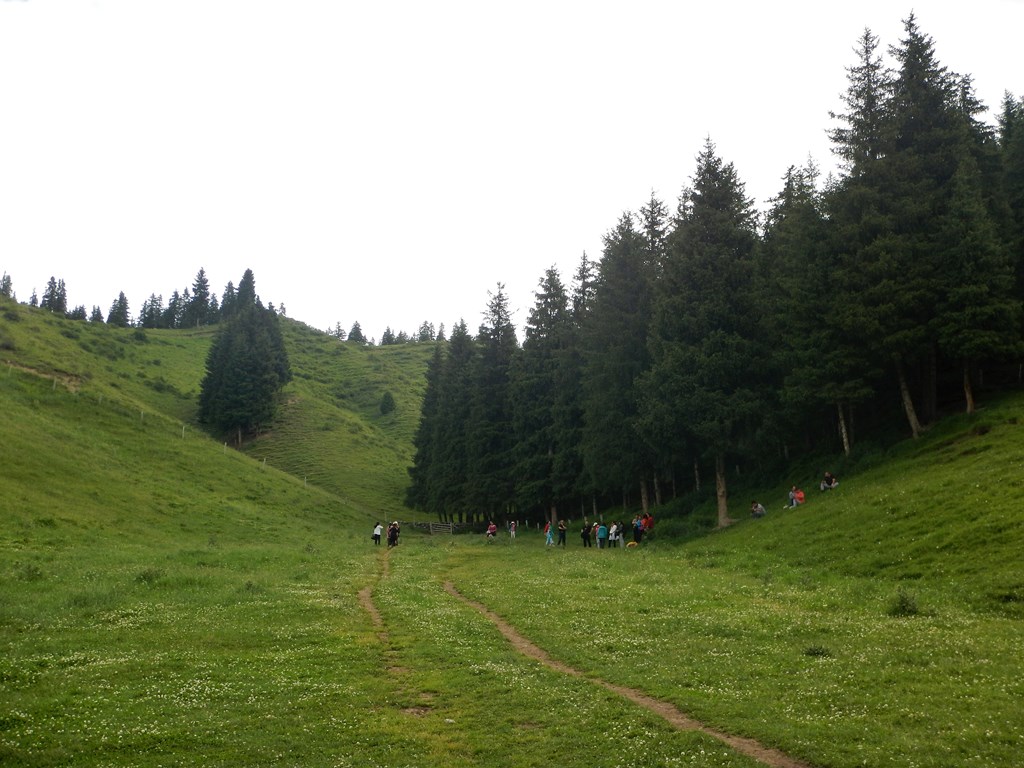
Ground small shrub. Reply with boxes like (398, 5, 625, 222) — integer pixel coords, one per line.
(888, 587, 919, 617)
(379, 390, 396, 415)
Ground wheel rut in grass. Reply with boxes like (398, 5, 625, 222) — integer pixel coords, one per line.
(443, 580, 813, 768)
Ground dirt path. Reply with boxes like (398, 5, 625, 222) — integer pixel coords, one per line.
(443, 581, 814, 768)
(357, 549, 391, 644)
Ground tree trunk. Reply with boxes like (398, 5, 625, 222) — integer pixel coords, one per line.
(693, 458, 701, 492)
(963, 359, 976, 414)
(714, 453, 734, 528)
(640, 476, 649, 515)
(922, 345, 938, 425)
(837, 402, 852, 457)
(895, 356, 923, 438)
(653, 474, 662, 507)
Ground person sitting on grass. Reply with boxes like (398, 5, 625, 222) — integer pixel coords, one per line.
(751, 501, 767, 518)
(788, 486, 805, 507)
(820, 472, 838, 491)
(486, 521, 498, 540)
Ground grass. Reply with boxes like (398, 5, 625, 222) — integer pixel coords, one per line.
(2, 297, 1023, 766)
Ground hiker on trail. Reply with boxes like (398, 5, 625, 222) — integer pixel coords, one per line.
(581, 521, 593, 547)
(820, 472, 838, 491)
(751, 501, 767, 518)
(544, 520, 554, 546)
(372, 522, 383, 545)
(387, 521, 400, 547)
(557, 519, 567, 547)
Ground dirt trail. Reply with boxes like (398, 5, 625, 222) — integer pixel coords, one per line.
(443, 581, 814, 768)
(357, 550, 391, 644)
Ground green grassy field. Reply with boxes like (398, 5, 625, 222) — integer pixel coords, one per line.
(2, 299, 1022, 766)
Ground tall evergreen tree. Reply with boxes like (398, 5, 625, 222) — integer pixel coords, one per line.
(512, 268, 573, 525)
(765, 162, 879, 456)
(40, 277, 68, 315)
(433, 320, 477, 522)
(198, 282, 290, 444)
(931, 154, 1023, 412)
(998, 93, 1024, 307)
(348, 321, 366, 344)
(183, 268, 212, 328)
(139, 294, 165, 328)
(220, 281, 237, 320)
(641, 139, 760, 528)
(107, 292, 131, 327)
(580, 212, 654, 510)
(466, 285, 519, 523)
(406, 340, 446, 515)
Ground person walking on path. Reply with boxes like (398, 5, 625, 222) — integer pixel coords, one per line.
(372, 522, 383, 546)
(557, 519, 567, 547)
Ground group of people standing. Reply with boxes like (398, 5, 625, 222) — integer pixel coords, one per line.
(578, 513, 654, 548)
(372, 521, 401, 547)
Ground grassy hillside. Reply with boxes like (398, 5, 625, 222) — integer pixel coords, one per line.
(244, 320, 432, 518)
(2, 297, 1022, 767)
(0, 301, 432, 520)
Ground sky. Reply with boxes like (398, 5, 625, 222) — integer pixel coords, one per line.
(2, 1, 1023, 342)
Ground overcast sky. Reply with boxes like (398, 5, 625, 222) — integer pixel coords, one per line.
(2, 1, 1022, 341)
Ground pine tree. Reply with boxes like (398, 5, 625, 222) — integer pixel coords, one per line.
(139, 294, 165, 328)
(580, 212, 654, 508)
(220, 281, 237, 320)
(107, 292, 131, 327)
(183, 268, 212, 327)
(0, 272, 12, 299)
(465, 285, 519, 523)
(433, 320, 477, 522)
(40, 277, 68, 315)
(931, 154, 1023, 412)
(765, 162, 879, 456)
(198, 293, 291, 444)
(642, 139, 760, 527)
(512, 267, 573, 525)
(348, 322, 366, 344)
(406, 341, 445, 515)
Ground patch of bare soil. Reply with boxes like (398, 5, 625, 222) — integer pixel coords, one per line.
(443, 581, 813, 768)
